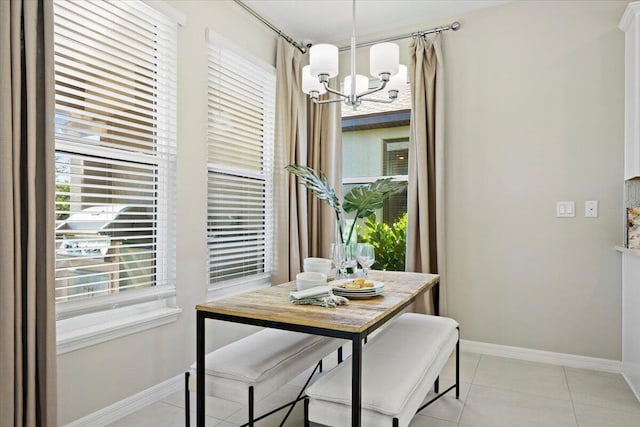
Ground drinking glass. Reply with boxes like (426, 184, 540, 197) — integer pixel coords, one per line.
(356, 243, 375, 278)
(345, 243, 357, 276)
(330, 243, 348, 279)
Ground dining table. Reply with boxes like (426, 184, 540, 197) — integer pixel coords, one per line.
(195, 270, 440, 427)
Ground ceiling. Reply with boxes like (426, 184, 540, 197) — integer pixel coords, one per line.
(243, 0, 510, 45)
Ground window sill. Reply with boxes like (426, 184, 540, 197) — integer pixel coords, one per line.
(207, 273, 271, 301)
(56, 301, 182, 355)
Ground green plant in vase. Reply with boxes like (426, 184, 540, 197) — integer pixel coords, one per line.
(285, 165, 407, 245)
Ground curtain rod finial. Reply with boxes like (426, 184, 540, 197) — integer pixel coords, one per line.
(451, 22, 461, 31)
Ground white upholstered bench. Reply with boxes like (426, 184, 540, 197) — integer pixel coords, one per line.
(304, 313, 459, 427)
(185, 328, 341, 426)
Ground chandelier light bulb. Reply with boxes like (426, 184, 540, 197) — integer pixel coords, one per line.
(370, 42, 399, 77)
(387, 64, 407, 93)
(302, 65, 327, 95)
(309, 44, 339, 78)
(343, 74, 369, 96)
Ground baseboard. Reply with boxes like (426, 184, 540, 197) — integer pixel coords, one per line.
(64, 373, 184, 427)
(461, 339, 622, 373)
(623, 372, 640, 402)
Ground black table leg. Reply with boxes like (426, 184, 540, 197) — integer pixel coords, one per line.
(351, 334, 362, 426)
(433, 282, 440, 316)
(197, 311, 205, 427)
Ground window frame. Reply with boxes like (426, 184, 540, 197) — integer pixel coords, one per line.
(52, 0, 184, 352)
(205, 29, 276, 299)
(341, 109, 410, 224)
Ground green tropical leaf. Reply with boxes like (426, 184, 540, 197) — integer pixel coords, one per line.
(286, 165, 408, 245)
(343, 178, 407, 219)
(285, 165, 341, 215)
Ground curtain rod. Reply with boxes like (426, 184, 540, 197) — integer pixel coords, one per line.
(233, 0, 307, 53)
(233, 0, 461, 54)
(338, 22, 461, 51)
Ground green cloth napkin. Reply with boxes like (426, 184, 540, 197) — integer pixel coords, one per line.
(289, 285, 349, 308)
(289, 293, 349, 308)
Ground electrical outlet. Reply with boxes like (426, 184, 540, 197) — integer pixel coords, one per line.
(585, 200, 598, 218)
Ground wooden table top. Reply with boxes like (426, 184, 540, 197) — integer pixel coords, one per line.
(196, 271, 439, 333)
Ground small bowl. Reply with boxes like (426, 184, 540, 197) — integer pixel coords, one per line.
(296, 271, 327, 290)
(303, 258, 332, 276)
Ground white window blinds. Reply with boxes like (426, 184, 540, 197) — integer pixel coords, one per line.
(53, 0, 177, 312)
(206, 30, 275, 287)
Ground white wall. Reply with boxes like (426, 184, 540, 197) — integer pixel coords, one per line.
(56, 1, 275, 423)
(443, 0, 625, 360)
(58, 0, 628, 423)
(337, 0, 626, 360)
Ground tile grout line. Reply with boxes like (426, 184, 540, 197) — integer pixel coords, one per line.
(456, 353, 483, 426)
(562, 366, 579, 427)
(564, 368, 640, 418)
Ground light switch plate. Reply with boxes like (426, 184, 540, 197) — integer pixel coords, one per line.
(585, 200, 598, 217)
(557, 201, 575, 217)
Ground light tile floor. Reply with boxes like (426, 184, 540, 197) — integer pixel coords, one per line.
(109, 351, 640, 427)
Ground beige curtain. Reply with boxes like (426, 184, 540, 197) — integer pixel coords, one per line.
(307, 97, 342, 259)
(273, 38, 309, 284)
(406, 34, 446, 315)
(0, 0, 57, 425)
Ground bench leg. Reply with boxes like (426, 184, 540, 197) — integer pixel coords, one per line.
(185, 372, 191, 427)
(456, 327, 460, 400)
(434, 376, 439, 393)
(319, 359, 323, 373)
(338, 346, 343, 364)
(248, 386, 255, 426)
(415, 327, 463, 414)
(277, 360, 322, 426)
(392, 418, 399, 427)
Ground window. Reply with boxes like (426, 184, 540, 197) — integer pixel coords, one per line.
(53, 0, 178, 323)
(341, 95, 411, 225)
(206, 30, 276, 293)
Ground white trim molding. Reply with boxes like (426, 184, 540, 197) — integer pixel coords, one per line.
(206, 274, 271, 302)
(64, 374, 184, 427)
(623, 373, 640, 402)
(619, 1, 640, 31)
(616, 245, 640, 257)
(461, 339, 622, 373)
(57, 303, 182, 355)
(142, 0, 187, 26)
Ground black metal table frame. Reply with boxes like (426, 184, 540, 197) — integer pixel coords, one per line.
(196, 281, 439, 427)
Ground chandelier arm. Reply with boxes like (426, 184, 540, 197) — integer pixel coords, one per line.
(311, 97, 344, 105)
(323, 83, 350, 99)
(359, 97, 395, 104)
(355, 79, 389, 98)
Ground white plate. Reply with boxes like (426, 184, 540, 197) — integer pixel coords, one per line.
(333, 287, 383, 294)
(329, 279, 384, 293)
(338, 292, 384, 299)
(333, 288, 384, 299)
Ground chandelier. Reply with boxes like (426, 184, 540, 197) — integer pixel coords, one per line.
(301, 0, 406, 110)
